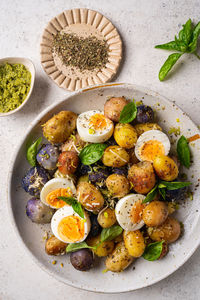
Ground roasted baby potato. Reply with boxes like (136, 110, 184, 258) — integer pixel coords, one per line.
(134, 123, 162, 137)
(45, 236, 67, 255)
(97, 207, 116, 228)
(57, 151, 79, 175)
(105, 241, 134, 272)
(87, 235, 114, 257)
(104, 97, 129, 122)
(153, 155, 179, 181)
(128, 148, 140, 165)
(102, 145, 129, 167)
(114, 123, 138, 149)
(123, 230, 145, 257)
(70, 249, 94, 271)
(42, 111, 77, 144)
(147, 216, 181, 243)
(128, 161, 156, 194)
(142, 201, 168, 227)
(77, 182, 104, 211)
(61, 132, 86, 153)
(106, 174, 130, 198)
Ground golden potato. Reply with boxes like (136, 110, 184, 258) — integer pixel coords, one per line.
(77, 175, 89, 185)
(142, 201, 168, 227)
(77, 182, 104, 212)
(134, 123, 162, 137)
(97, 207, 116, 228)
(114, 232, 123, 243)
(102, 145, 129, 167)
(57, 151, 79, 175)
(106, 174, 130, 198)
(123, 230, 145, 257)
(147, 216, 181, 243)
(153, 155, 179, 181)
(114, 123, 138, 149)
(128, 161, 156, 194)
(42, 111, 77, 144)
(45, 236, 67, 256)
(87, 235, 114, 257)
(61, 132, 86, 153)
(104, 97, 129, 122)
(105, 242, 134, 272)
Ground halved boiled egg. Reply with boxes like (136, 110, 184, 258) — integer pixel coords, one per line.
(40, 178, 76, 209)
(134, 130, 170, 162)
(77, 110, 114, 143)
(115, 194, 146, 231)
(51, 205, 91, 243)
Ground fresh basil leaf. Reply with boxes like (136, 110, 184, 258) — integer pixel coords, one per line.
(158, 53, 183, 81)
(58, 196, 85, 219)
(142, 241, 164, 261)
(26, 137, 42, 166)
(188, 21, 200, 52)
(142, 185, 158, 204)
(101, 225, 123, 242)
(177, 135, 191, 168)
(66, 241, 96, 253)
(119, 100, 137, 123)
(180, 19, 193, 45)
(79, 143, 107, 165)
(158, 181, 192, 190)
(155, 41, 185, 52)
(159, 187, 166, 200)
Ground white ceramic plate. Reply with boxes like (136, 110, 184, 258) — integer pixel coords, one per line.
(8, 83, 200, 293)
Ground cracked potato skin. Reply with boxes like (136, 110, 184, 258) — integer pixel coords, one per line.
(128, 161, 156, 194)
(104, 97, 129, 122)
(105, 241, 134, 272)
(42, 111, 77, 144)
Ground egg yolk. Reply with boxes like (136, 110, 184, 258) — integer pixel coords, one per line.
(46, 187, 72, 209)
(130, 200, 145, 224)
(89, 113, 107, 131)
(140, 140, 165, 162)
(57, 216, 85, 242)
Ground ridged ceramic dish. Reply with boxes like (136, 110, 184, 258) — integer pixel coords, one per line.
(40, 8, 122, 91)
(8, 83, 200, 293)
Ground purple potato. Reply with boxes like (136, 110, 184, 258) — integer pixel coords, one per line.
(89, 168, 109, 188)
(165, 186, 187, 202)
(21, 166, 50, 196)
(36, 144, 59, 170)
(78, 163, 92, 176)
(26, 198, 54, 223)
(70, 249, 94, 271)
(136, 105, 154, 123)
(112, 167, 128, 176)
(88, 214, 101, 237)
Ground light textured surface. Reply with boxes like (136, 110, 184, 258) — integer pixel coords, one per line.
(0, 0, 200, 299)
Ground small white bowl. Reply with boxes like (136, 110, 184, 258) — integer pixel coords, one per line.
(0, 57, 35, 117)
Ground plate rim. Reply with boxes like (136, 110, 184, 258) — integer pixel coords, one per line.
(7, 82, 200, 293)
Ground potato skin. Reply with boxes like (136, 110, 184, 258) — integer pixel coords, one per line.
(114, 123, 138, 149)
(134, 123, 162, 137)
(58, 151, 79, 175)
(42, 111, 77, 144)
(45, 236, 67, 255)
(128, 161, 156, 194)
(77, 182, 104, 212)
(87, 235, 114, 257)
(147, 216, 181, 243)
(106, 174, 130, 198)
(123, 230, 145, 257)
(97, 207, 116, 228)
(105, 242, 134, 272)
(142, 201, 168, 227)
(104, 97, 129, 122)
(102, 145, 129, 167)
(61, 133, 86, 153)
(153, 155, 179, 181)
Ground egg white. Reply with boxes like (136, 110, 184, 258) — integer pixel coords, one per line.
(77, 110, 114, 143)
(40, 178, 76, 208)
(115, 194, 145, 231)
(51, 205, 91, 243)
(134, 129, 170, 162)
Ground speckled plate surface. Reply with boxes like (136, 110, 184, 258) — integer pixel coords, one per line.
(8, 83, 200, 293)
(40, 9, 122, 91)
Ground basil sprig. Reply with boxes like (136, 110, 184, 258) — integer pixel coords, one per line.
(79, 143, 107, 165)
(119, 99, 137, 123)
(155, 18, 200, 81)
(143, 241, 164, 261)
(177, 135, 191, 168)
(142, 185, 158, 204)
(26, 137, 42, 166)
(58, 196, 85, 219)
(66, 241, 96, 253)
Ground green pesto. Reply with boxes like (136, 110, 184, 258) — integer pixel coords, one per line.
(0, 63, 31, 113)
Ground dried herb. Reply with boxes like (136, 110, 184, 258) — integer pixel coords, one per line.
(52, 33, 109, 72)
